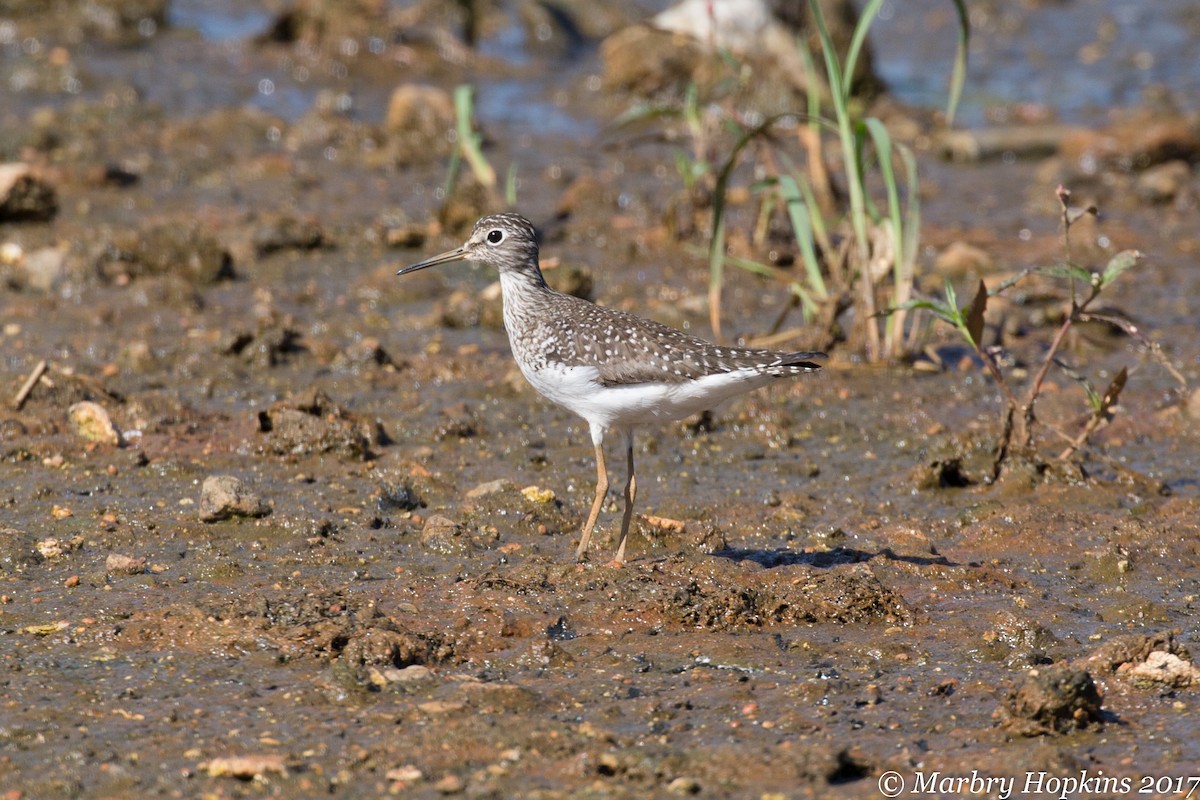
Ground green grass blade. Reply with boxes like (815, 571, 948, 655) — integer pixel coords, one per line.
(864, 118, 903, 260)
(454, 84, 495, 189)
(945, 0, 970, 127)
(504, 162, 518, 206)
(778, 175, 828, 299)
(845, 0, 886, 98)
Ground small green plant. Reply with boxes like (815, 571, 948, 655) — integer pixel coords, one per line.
(443, 84, 517, 208)
(619, 0, 968, 360)
(898, 185, 1184, 477)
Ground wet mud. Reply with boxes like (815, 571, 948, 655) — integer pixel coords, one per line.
(2, 1, 1199, 797)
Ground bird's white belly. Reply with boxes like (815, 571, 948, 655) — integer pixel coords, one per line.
(519, 362, 776, 432)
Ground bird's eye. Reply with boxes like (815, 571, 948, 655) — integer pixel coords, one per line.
(486, 229, 505, 244)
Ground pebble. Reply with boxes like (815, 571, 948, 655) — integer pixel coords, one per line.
(204, 754, 288, 779)
(105, 553, 146, 575)
(68, 401, 122, 446)
(198, 475, 272, 522)
(433, 774, 464, 794)
(0, 162, 58, 222)
(465, 478, 512, 499)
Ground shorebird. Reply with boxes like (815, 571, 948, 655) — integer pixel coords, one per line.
(399, 213, 823, 564)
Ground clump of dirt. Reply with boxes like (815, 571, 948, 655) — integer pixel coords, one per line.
(994, 666, 1105, 736)
(257, 388, 390, 459)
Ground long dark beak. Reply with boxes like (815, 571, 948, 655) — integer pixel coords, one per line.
(397, 246, 469, 275)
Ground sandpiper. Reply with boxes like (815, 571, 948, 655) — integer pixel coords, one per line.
(399, 213, 823, 564)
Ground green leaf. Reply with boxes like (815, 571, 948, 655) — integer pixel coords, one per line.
(893, 297, 959, 328)
(1100, 249, 1142, 288)
(945, 0, 970, 127)
(778, 175, 828, 299)
(1040, 263, 1095, 283)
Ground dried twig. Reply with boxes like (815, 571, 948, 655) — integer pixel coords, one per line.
(11, 359, 47, 411)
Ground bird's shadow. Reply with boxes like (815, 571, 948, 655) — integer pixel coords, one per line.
(713, 545, 954, 570)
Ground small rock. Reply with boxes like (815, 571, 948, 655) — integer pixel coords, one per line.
(0, 529, 45, 573)
(252, 214, 327, 256)
(386, 765, 423, 783)
(666, 776, 702, 795)
(105, 553, 146, 575)
(97, 222, 233, 285)
(436, 402, 479, 440)
(433, 774, 464, 794)
(465, 478, 513, 499)
(1125, 650, 1200, 689)
(36, 537, 64, 559)
(420, 515, 468, 555)
(388, 664, 435, 683)
(520, 485, 555, 504)
(1135, 159, 1191, 204)
(934, 241, 995, 278)
(0, 163, 58, 222)
(378, 480, 423, 513)
(20, 246, 67, 292)
(204, 754, 288, 780)
(199, 475, 272, 522)
(68, 401, 122, 445)
(384, 84, 455, 165)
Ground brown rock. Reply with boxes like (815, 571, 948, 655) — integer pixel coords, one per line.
(1134, 159, 1191, 204)
(933, 241, 995, 278)
(1060, 111, 1200, 173)
(0, 163, 58, 222)
(105, 553, 146, 575)
(98, 222, 233, 285)
(199, 475, 272, 522)
(384, 85, 455, 165)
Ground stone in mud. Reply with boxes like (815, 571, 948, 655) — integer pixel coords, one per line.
(980, 610, 1062, 667)
(377, 479, 423, 513)
(257, 389, 389, 460)
(340, 627, 450, 671)
(0, 163, 58, 222)
(419, 514, 498, 555)
(97, 222, 234, 285)
(933, 241, 995, 279)
(0, 528, 45, 573)
(384, 84, 455, 165)
(1134, 160, 1192, 204)
(204, 754, 287, 780)
(9, 246, 68, 292)
(994, 666, 1103, 736)
(105, 553, 146, 575)
(335, 337, 398, 371)
(1060, 110, 1200, 173)
(1083, 631, 1199, 688)
(436, 402, 480, 441)
(68, 401, 123, 446)
(199, 475, 272, 523)
(251, 214, 328, 256)
(221, 322, 305, 368)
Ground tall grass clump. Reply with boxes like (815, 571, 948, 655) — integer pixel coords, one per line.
(622, 0, 968, 361)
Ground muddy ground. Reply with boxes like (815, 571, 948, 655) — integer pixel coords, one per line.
(2, 1, 1199, 798)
